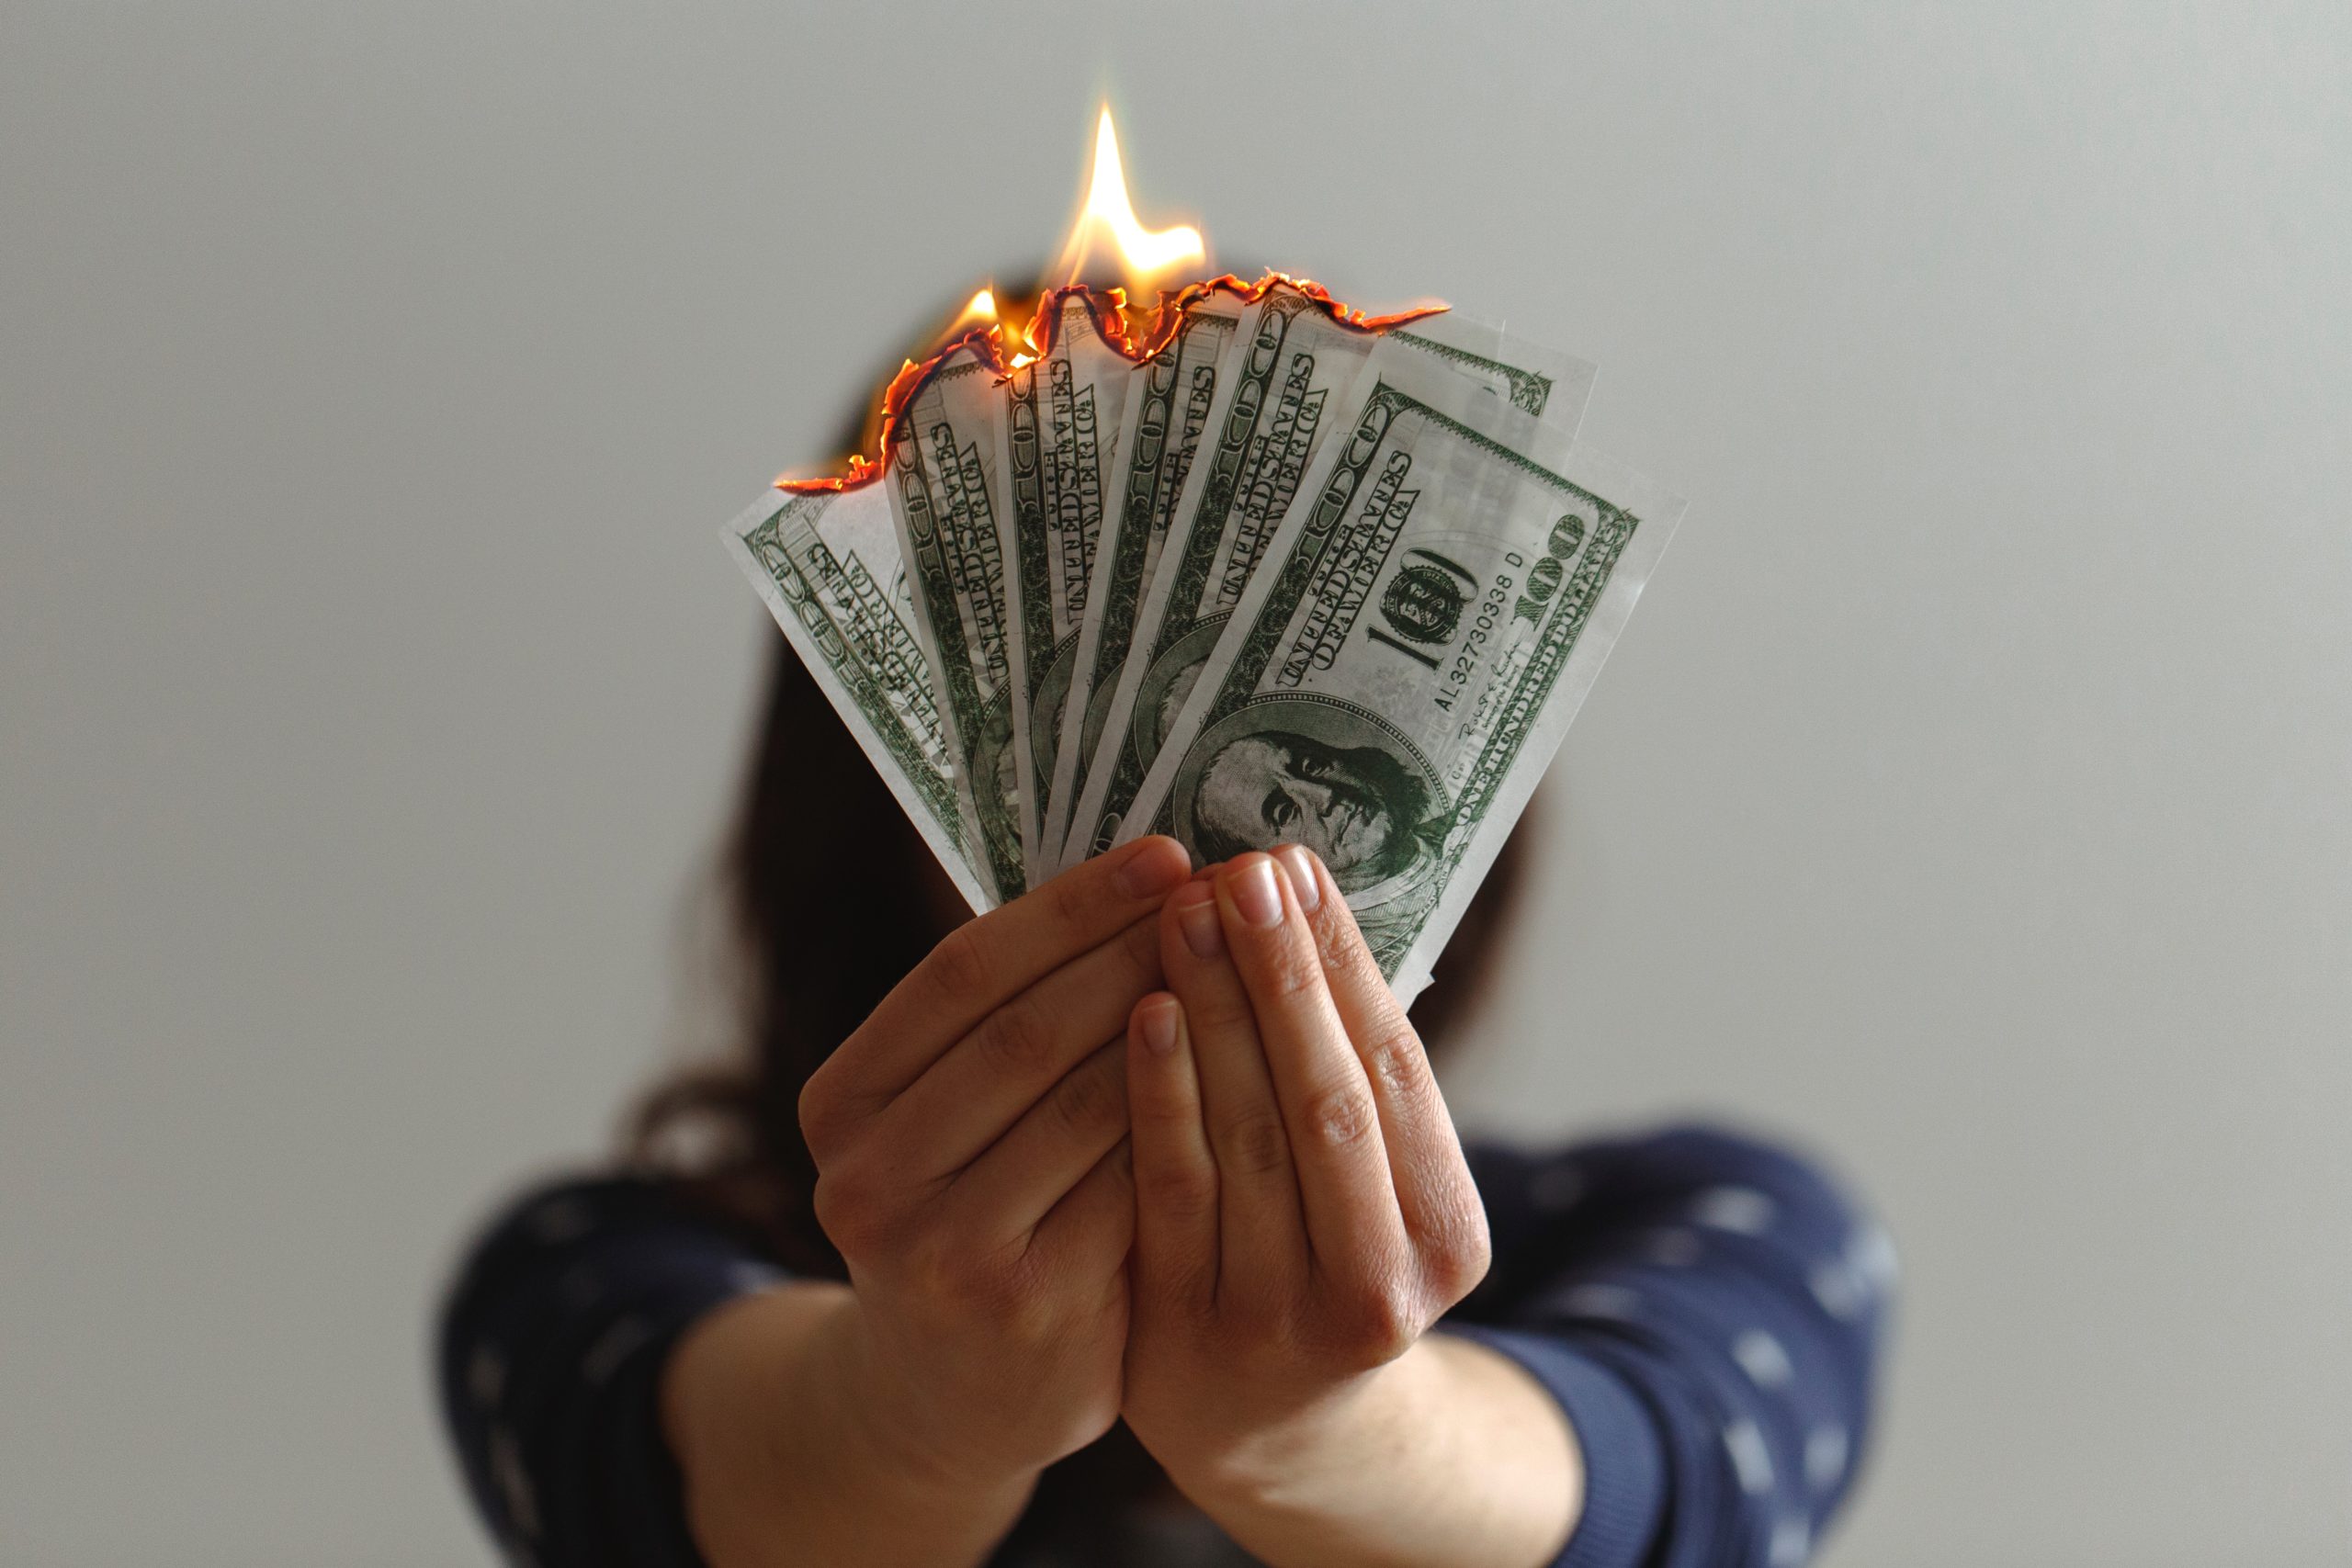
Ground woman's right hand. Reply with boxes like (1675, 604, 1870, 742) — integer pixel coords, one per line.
(795, 833, 1195, 1491)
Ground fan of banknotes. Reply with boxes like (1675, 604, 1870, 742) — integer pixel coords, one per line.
(721, 274, 1683, 1003)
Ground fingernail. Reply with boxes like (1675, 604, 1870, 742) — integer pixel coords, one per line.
(1172, 883, 1224, 958)
(1226, 855, 1284, 929)
(1117, 837, 1190, 899)
(1277, 846, 1321, 913)
(1137, 998, 1181, 1057)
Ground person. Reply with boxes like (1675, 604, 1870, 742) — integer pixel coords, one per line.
(1186, 726, 1434, 893)
(435, 641, 1894, 1568)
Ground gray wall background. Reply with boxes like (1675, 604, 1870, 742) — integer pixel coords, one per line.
(4, 4, 2346, 1563)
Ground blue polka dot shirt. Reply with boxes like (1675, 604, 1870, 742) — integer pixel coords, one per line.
(437, 1123, 1892, 1566)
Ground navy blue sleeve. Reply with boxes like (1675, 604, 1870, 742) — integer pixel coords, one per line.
(438, 1130, 1891, 1568)
(435, 1175, 786, 1567)
(1432, 1124, 1894, 1568)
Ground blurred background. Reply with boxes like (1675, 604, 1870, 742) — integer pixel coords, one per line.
(4, 4, 2346, 1563)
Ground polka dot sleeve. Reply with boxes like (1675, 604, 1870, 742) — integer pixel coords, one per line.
(1432, 1124, 1895, 1568)
(435, 1127, 1890, 1568)
(434, 1176, 788, 1567)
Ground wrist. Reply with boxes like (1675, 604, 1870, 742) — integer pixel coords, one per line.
(1161, 1342, 1439, 1515)
(819, 1296, 1046, 1505)
(1158, 1338, 1581, 1568)
(662, 1282, 1043, 1568)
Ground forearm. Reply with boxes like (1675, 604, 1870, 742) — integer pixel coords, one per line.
(661, 1280, 1035, 1568)
(1174, 1334, 1581, 1568)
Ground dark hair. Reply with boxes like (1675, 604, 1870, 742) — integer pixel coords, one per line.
(632, 640, 1536, 1269)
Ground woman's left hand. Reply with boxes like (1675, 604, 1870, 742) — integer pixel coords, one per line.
(1119, 846, 1494, 1497)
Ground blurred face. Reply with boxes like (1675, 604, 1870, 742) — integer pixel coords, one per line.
(1194, 733, 1402, 884)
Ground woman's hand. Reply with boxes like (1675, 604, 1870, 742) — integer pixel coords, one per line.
(795, 833, 1193, 1490)
(1118, 846, 1495, 1498)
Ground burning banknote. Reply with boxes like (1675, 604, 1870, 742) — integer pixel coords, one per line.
(719, 111, 1683, 1002)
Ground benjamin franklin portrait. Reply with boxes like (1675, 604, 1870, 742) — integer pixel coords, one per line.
(1172, 698, 1446, 896)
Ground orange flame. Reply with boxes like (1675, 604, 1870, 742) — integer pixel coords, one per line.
(775, 272, 1446, 494)
(948, 288, 998, 333)
(1055, 107, 1204, 295)
(774, 110, 1446, 494)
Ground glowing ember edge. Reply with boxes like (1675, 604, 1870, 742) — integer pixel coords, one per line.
(773, 271, 1449, 494)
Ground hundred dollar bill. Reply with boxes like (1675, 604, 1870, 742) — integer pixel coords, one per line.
(719, 484, 993, 911)
(1125, 340, 1683, 1003)
(1040, 287, 1246, 867)
(1057, 284, 1595, 869)
(997, 289, 1136, 879)
(887, 341, 1026, 905)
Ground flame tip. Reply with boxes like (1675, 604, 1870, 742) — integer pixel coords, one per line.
(776, 116, 1452, 495)
(1056, 104, 1204, 294)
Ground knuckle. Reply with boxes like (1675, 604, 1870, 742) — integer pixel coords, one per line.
(1164, 1257, 1223, 1319)
(1167, 1174, 1222, 1228)
(1105, 1136, 1136, 1188)
(1315, 914, 1374, 977)
(1047, 1054, 1125, 1140)
(974, 993, 1061, 1080)
(1359, 1017, 1430, 1102)
(1303, 1082, 1378, 1152)
(1423, 1199, 1494, 1302)
(810, 1167, 887, 1255)
(923, 926, 994, 1007)
(1116, 913, 1165, 982)
(1150, 1159, 1219, 1222)
(1257, 942, 1326, 1006)
(796, 1072, 839, 1157)
(1044, 868, 1094, 931)
(1139, 1086, 1201, 1138)
(1326, 1279, 1423, 1366)
(1216, 1107, 1292, 1179)
(1190, 986, 1259, 1038)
